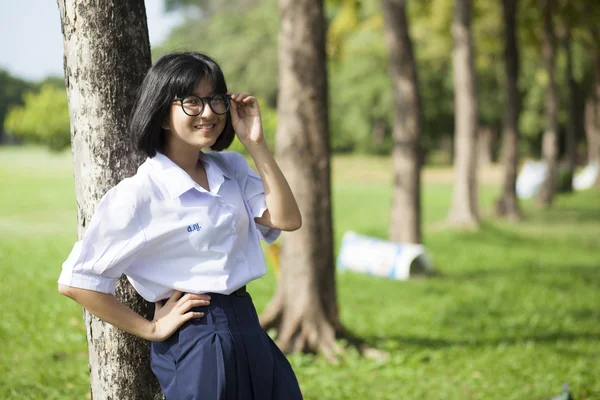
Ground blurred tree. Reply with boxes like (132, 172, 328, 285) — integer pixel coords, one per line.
(260, 0, 343, 358)
(537, 0, 559, 206)
(496, 0, 521, 220)
(382, 0, 422, 244)
(4, 84, 70, 151)
(561, 18, 577, 191)
(0, 70, 34, 143)
(580, 5, 600, 173)
(447, 0, 479, 228)
(56, 0, 160, 398)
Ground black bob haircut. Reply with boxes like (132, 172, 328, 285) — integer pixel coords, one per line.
(131, 52, 235, 157)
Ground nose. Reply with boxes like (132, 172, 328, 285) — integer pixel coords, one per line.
(199, 102, 215, 118)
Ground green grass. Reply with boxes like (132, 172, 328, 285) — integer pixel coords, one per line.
(1, 147, 598, 399)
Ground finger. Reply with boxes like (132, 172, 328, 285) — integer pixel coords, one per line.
(230, 92, 251, 102)
(154, 301, 163, 312)
(168, 290, 184, 303)
(188, 293, 211, 301)
(183, 311, 205, 322)
(242, 96, 255, 104)
(176, 292, 193, 307)
(180, 300, 210, 313)
(229, 99, 240, 119)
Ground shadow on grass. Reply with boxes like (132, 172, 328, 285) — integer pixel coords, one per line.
(362, 330, 600, 351)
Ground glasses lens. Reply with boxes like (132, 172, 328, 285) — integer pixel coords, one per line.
(210, 94, 229, 115)
(181, 96, 203, 116)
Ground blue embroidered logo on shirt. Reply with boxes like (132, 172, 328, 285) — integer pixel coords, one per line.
(187, 223, 201, 232)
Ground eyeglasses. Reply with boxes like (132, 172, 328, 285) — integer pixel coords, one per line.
(172, 94, 230, 116)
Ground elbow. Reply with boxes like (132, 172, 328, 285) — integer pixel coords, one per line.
(283, 213, 302, 232)
(58, 283, 78, 300)
(58, 283, 73, 298)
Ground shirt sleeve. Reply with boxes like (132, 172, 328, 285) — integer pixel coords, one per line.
(58, 187, 147, 294)
(232, 152, 281, 244)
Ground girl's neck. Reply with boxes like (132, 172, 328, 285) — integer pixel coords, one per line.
(163, 144, 203, 176)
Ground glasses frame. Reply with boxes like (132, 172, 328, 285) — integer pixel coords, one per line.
(172, 94, 230, 116)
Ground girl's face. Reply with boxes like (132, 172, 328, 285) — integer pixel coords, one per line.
(162, 79, 228, 153)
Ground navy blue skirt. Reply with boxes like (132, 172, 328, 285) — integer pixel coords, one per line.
(150, 291, 303, 400)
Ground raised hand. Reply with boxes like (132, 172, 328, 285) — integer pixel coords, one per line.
(228, 92, 264, 146)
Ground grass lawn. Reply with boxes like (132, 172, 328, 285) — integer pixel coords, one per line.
(0, 147, 598, 400)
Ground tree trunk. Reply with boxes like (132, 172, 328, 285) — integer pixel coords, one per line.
(382, 0, 422, 244)
(448, 0, 479, 228)
(584, 46, 600, 186)
(562, 24, 577, 192)
(57, 1, 160, 398)
(584, 95, 600, 165)
(478, 126, 497, 166)
(261, 0, 343, 359)
(537, 0, 559, 206)
(371, 120, 386, 148)
(496, 0, 521, 220)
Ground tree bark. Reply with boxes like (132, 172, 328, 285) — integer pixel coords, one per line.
(537, 0, 559, 206)
(261, 0, 343, 359)
(478, 126, 497, 166)
(562, 24, 577, 192)
(382, 0, 422, 244)
(57, 1, 160, 398)
(496, 0, 521, 220)
(448, 0, 479, 228)
(584, 46, 600, 179)
(585, 95, 599, 165)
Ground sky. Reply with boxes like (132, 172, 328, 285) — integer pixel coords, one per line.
(0, 0, 184, 81)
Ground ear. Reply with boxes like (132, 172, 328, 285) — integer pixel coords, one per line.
(161, 117, 170, 131)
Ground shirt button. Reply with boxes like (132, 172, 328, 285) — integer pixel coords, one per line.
(230, 228, 236, 234)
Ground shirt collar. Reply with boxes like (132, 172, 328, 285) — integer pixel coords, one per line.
(148, 152, 230, 199)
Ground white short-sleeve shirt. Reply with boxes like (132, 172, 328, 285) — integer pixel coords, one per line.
(58, 151, 280, 302)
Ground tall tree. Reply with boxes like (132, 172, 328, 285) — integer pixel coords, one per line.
(536, 0, 559, 206)
(448, 0, 479, 227)
(56, 1, 160, 398)
(584, 26, 600, 175)
(382, 0, 422, 243)
(260, 0, 343, 358)
(562, 20, 577, 191)
(496, 0, 521, 219)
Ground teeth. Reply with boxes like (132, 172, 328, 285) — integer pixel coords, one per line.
(195, 124, 215, 129)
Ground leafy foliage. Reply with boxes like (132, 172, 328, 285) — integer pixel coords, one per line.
(4, 84, 70, 151)
(155, 0, 600, 159)
(0, 70, 35, 137)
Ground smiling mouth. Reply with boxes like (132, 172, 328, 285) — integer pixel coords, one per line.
(194, 124, 216, 131)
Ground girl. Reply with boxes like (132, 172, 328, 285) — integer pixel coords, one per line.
(58, 52, 303, 400)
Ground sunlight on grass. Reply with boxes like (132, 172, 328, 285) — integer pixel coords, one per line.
(1, 147, 598, 400)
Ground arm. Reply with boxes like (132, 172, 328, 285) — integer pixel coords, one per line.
(58, 284, 210, 342)
(229, 92, 302, 231)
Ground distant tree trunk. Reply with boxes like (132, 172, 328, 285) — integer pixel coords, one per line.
(57, 1, 160, 398)
(382, 0, 422, 244)
(496, 0, 521, 220)
(585, 95, 600, 165)
(584, 41, 600, 186)
(478, 126, 497, 166)
(371, 120, 387, 148)
(562, 24, 577, 192)
(439, 135, 454, 164)
(448, 0, 479, 227)
(537, 0, 559, 206)
(261, 0, 343, 359)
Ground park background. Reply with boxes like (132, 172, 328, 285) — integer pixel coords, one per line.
(0, 0, 599, 399)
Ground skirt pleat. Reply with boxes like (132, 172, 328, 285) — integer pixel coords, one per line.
(150, 292, 303, 400)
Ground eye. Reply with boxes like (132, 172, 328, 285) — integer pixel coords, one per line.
(183, 97, 200, 105)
